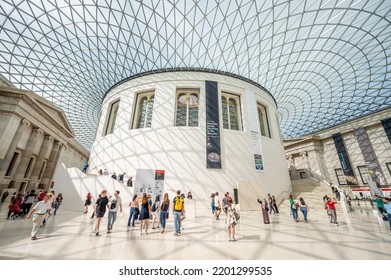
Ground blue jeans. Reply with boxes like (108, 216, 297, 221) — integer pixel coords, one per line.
(388, 214, 391, 229)
(107, 211, 117, 230)
(160, 211, 167, 229)
(269, 202, 274, 214)
(292, 209, 298, 221)
(300, 207, 308, 221)
(128, 207, 137, 226)
(53, 202, 60, 215)
(173, 211, 181, 233)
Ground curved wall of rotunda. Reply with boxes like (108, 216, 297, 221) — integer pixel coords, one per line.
(89, 71, 291, 210)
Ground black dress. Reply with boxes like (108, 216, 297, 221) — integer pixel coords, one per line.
(139, 202, 150, 220)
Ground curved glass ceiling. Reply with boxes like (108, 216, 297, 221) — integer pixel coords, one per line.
(1, 0, 390, 150)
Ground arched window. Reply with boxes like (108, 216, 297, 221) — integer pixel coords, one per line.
(221, 92, 241, 131)
(175, 89, 199, 127)
(257, 103, 271, 138)
(133, 92, 154, 129)
(104, 100, 120, 135)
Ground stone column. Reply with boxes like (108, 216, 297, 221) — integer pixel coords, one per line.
(40, 141, 63, 189)
(13, 128, 44, 191)
(0, 119, 32, 190)
(0, 113, 21, 169)
(29, 135, 54, 190)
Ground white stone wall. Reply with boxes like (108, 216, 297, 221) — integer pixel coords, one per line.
(89, 72, 291, 210)
(58, 141, 88, 170)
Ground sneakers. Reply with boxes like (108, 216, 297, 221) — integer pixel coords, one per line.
(232, 237, 237, 242)
(31, 236, 37, 240)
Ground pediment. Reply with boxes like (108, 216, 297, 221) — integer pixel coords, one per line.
(29, 95, 74, 136)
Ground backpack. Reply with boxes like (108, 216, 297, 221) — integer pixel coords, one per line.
(174, 196, 184, 211)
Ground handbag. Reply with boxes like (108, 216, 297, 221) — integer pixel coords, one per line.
(166, 213, 169, 219)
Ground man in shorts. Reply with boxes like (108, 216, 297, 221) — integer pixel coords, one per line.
(94, 190, 109, 236)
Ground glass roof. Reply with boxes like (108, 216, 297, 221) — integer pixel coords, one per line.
(1, 0, 390, 150)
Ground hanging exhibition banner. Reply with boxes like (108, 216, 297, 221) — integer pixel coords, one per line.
(381, 117, 391, 144)
(332, 133, 357, 185)
(135, 169, 165, 201)
(205, 80, 222, 169)
(353, 127, 387, 192)
(245, 89, 264, 171)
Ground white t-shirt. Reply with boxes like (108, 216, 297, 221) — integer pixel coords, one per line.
(109, 196, 122, 212)
(214, 195, 220, 208)
(33, 200, 52, 214)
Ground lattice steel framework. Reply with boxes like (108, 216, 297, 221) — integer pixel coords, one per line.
(0, 0, 390, 149)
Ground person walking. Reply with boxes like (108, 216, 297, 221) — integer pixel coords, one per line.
(128, 194, 139, 228)
(159, 193, 170, 234)
(82, 162, 88, 173)
(84, 193, 92, 214)
(173, 190, 185, 236)
(267, 194, 275, 214)
(127, 177, 133, 187)
(151, 195, 161, 229)
(373, 195, 386, 214)
(180, 193, 186, 231)
(53, 193, 63, 215)
(26, 194, 52, 240)
(23, 190, 37, 216)
(93, 190, 109, 236)
(257, 195, 270, 224)
(382, 197, 391, 234)
(222, 193, 229, 215)
(291, 196, 299, 222)
(7, 194, 22, 219)
(139, 193, 151, 235)
(299, 197, 309, 222)
(210, 193, 216, 217)
(107, 190, 122, 233)
(1, 189, 9, 203)
(272, 195, 279, 214)
(327, 197, 338, 225)
(226, 198, 238, 241)
(214, 192, 221, 220)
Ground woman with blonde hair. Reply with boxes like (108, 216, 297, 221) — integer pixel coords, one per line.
(159, 193, 170, 233)
(139, 193, 151, 235)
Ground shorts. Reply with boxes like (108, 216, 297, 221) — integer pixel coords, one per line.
(151, 211, 159, 219)
(84, 200, 91, 206)
(215, 207, 221, 211)
(96, 211, 106, 218)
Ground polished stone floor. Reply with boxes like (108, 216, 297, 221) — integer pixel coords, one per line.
(0, 196, 390, 260)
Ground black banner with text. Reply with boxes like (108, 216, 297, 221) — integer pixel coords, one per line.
(381, 117, 391, 144)
(332, 133, 357, 185)
(205, 80, 221, 169)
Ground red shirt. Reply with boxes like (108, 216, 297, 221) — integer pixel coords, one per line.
(39, 192, 46, 200)
(86, 195, 92, 201)
(327, 201, 336, 210)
